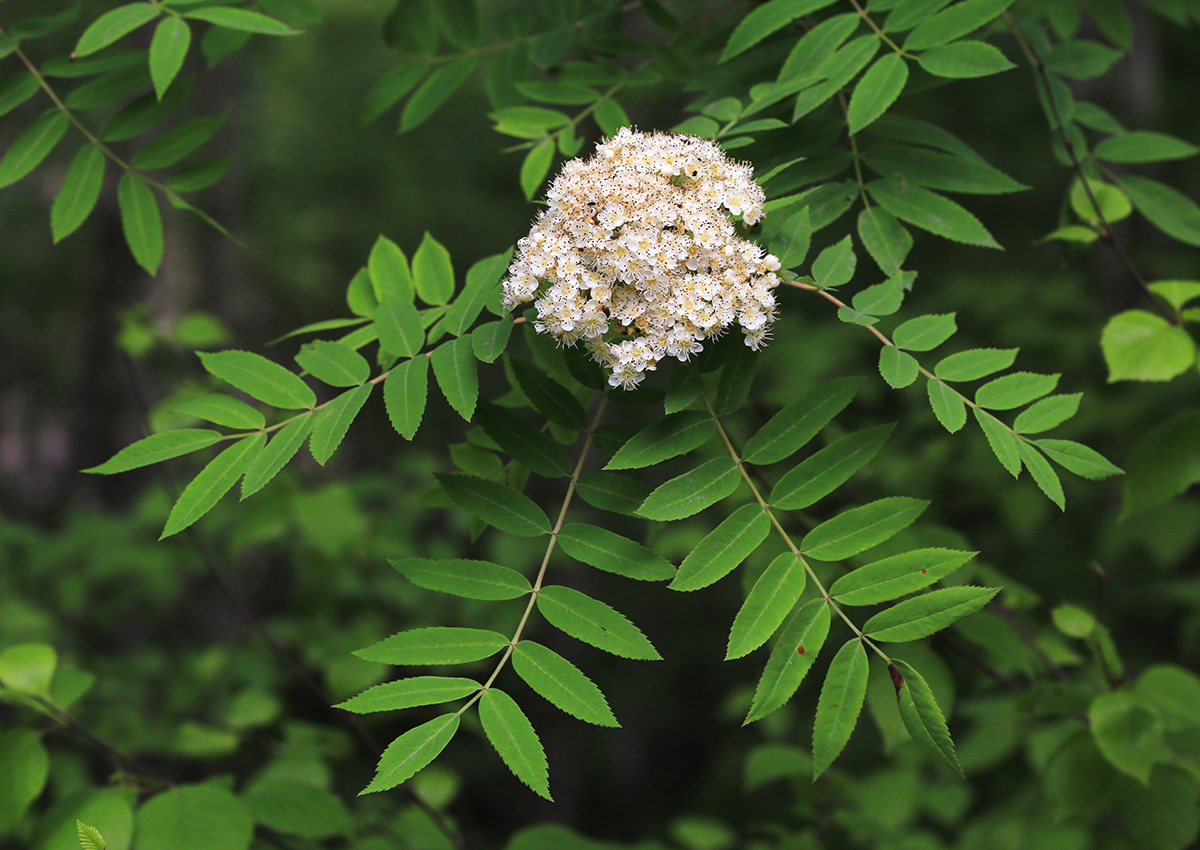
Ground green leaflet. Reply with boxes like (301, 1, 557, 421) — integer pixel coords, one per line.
(173, 394, 263, 430)
(445, 250, 512, 336)
(437, 473, 551, 537)
(727, 552, 808, 660)
(476, 399, 571, 477)
(975, 371, 1060, 410)
(720, 0, 840, 62)
(893, 659, 962, 776)
(117, 173, 164, 275)
(770, 423, 894, 510)
(1137, 664, 1200, 729)
(637, 457, 741, 522)
(605, 410, 714, 470)
(521, 140, 555, 201)
(778, 13, 859, 84)
(1120, 410, 1200, 517)
(974, 408, 1022, 477)
(879, 345, 918, 385)
(412, 232, 454, 305)
(904, 0, 1016, 50)
(358, 61, 428, 128)
(150, 16, 191, 99)
(916, 41, 1015, 78)
(73, 3, 160, 57)
(537, 585, 661, 660)
(1045, 40, 1123, 80)
(131, 112, 226, 170)
(1095, 131, 1199, 163)
(51, 144, 106, 243)
(863, 585, 1000, 641)
(1036, 439, 1124, 479)
(742, 377, 863, 465)
(893, 313, 957, 351)
(390, 557, 531, 600)
(1017, 441, 1065, 510)
(401, 57, 478, 133)
(801, 496, 928, 561)
(241, 414, 314, 498)
(375, 293, 425, 358)
(861, 145, 1027, 195)
(368, 235, 413, 302)
(84, 428, 224, 474)
(0, 643, 56, 697)
(76, 821, 105, 850)
(472, 320, 513, 363)
(199, 350, 316, 409)
(295, 340, 370, 387)
(384, 356, 428, 440)
(715, 340, 756, 415)
(812, 638, 869, 778)
(159, 433, 264, 538)
(184, 7, 300, 36)
(857, 206, 911, 276)
(934, 347, 1018, 381)
(1089, 691, 1172, 785)
(812, 235, 857, 289)
(310, 383, 372, 465)
(926, 377, 967, 432)
(664, 369, 705, 414)
(671, 504, 771, 592)
(243, 779, 352, 839)
(336, 676, 481, 713)
(793, 37, 880, 123)
(0, 728, 49, 830)
(431, 337, 479, 420)
(512, 641, 619, 727)
(746, 599, 831, 724)
(479, 688, 551, 800)
(354, 626, 508, 665)
(574, 472, 651, 516)
(557, 523, 675, 581)
(847, 53, 908, 135)
(1101, 309, 1196, 382)
(830, 548, 976, 605)
(0, 75, 42, 120)
(136, 784, 253, 850)
(868, 178, 1001, 248)
(509, 358, 588, 430)
(361, 714, 459, 794)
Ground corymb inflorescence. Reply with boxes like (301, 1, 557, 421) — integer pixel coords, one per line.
(501, 128, 782, 390)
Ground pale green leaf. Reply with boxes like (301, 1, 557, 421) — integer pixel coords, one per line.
(242, 779, 351, 839)
(863, 585, 1000, 641)
(975, 371, 1060, 409)
(904, 0, 1016, 49)
(74, 4, 160, 57)
(390, 557, 531, 600)
(241, 414, 313, 498)
(812, 235, 857, 289)
(513, 641, 618, 727)
(916, 40, 1015, 78)
(974, 408, 1021, 477)
(412, 231, 454, 305)
(368, 235, 413, 302)
(445, 249, 512, 336)
(84, 429, 223, 474)
(1013, 393, 1082, 433)
(847, 53, 908, 135)
(336, 677, 480, 714)
(934, 347, 1018, 381)
(361, 715, 459, 794)
(1101, 309, 1196, 382)
(879, 346, 920, 388)
(830, 547, 976, 605)
(136, 784, 253, 850)
(479, 688, 551, 799)
(0, 644, 57, 697)
(893, 313, 956, 351)
(354, 627, 508, 665)
(76, 821, 106, 850)
(857, 206, 912, 275)
(160, 433, 264, 538)
(1017, 441, 1066, 509)
(184, 7, 299, 36)
(537, 585, 661, 660)
(520, 139, 555, 201)
(172, 394, 263, 430)
(430, 337, 478, 420)
(926, 377, 967, 432)
(117, 173, 164, 275)
(198, 350, 315, 409)
(149, 16, 191, 99)
(295, 340, 369, 387)
(1089, 692, 1171, 785)
(1036, 439, 1124, 479)
(1094, 131, 1199, 164)
(375, 294, 425, 358)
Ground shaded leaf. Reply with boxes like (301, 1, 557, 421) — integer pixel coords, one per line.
(802, 496, 928, 561)
(868, 178, 1001, 248)
(574, 471, 651, 516)
(636, 457, 741, 521)
(509, 358, 588, 430)
(477, 399, 570, 477)
(1120, 175, 1200, 247)
(437, 473, 551, 536)
(1094, 131, 1199, 163)
(605, 411, 714, 470)
(847, 53, 908, 135)
(812, 638, 869, 778)
(557, 523, 675, 581)
(857, 206, 912, 275)
(720, 0, 839, 62)
(400, 57, 477, 133)
(743, 377, 863, 465)
(51, 144, 106, 243)
(894, 659, 962, 775)
(173, 394, 263, 430)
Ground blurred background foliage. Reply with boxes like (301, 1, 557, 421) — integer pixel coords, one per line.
(1, 0, 1199, 848)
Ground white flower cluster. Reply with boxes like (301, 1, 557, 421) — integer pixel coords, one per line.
(501, 127, 782, 390)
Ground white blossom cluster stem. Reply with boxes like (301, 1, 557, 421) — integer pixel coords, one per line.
(501, 128, 782, 390)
